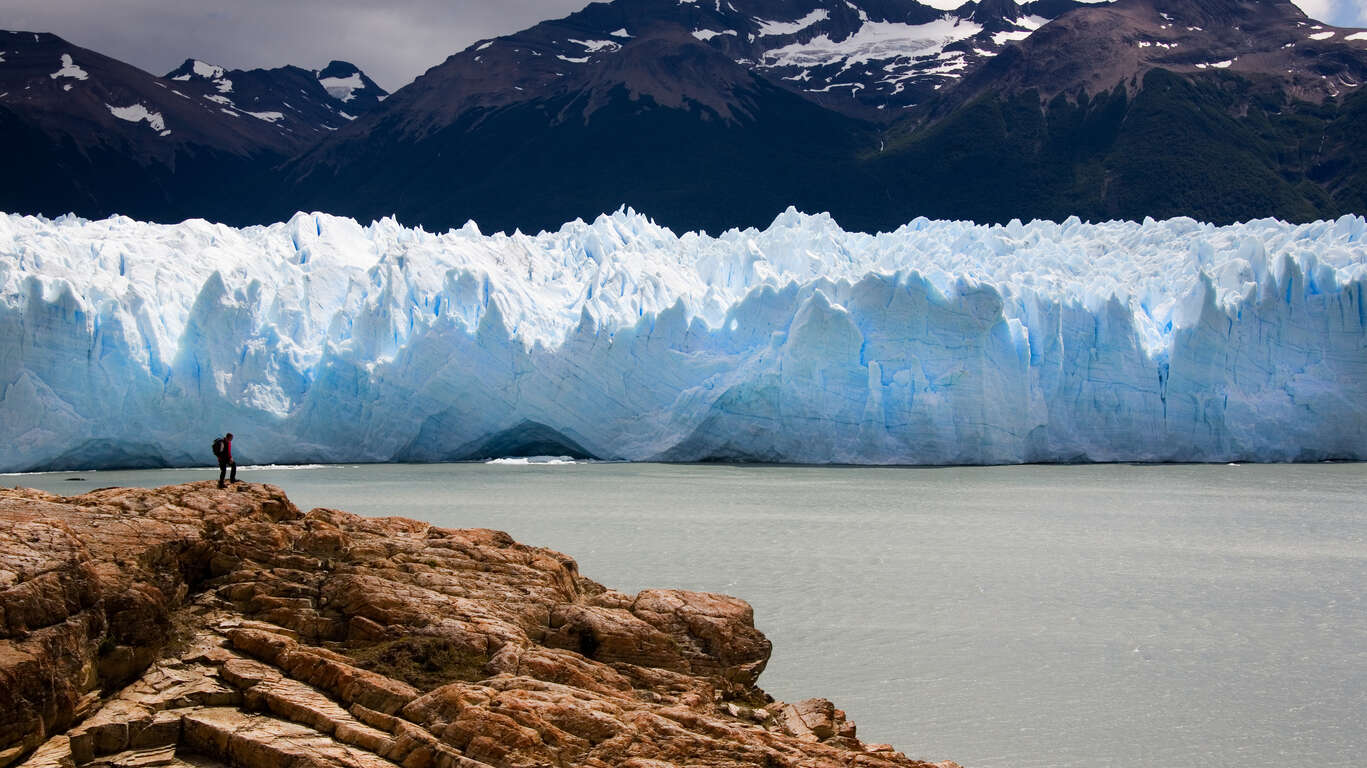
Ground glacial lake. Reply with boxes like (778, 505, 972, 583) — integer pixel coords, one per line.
(10, 462, 1366, 768)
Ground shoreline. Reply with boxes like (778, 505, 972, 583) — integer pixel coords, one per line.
(4, 456, 1364, 478)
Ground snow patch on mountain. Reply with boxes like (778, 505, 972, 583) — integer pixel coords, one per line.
(49, 53, 87, 81)
(191, 60, 225, 79)
(993, 28, 1032, 44)
(106, 103, 168, 134)
(1, 209, 1363, 470)
(761, 18, 982, 70)
(244, 110, 285, 123)
(756, 10, 830, 37)
(171, 59, 233, 93)
(318, 72, 363, 102)
(569, 39, 621, 53)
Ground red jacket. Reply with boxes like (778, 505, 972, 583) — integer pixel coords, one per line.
(222, 438, 232, 462)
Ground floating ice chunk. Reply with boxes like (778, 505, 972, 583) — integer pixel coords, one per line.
(486, 456, 579, 465)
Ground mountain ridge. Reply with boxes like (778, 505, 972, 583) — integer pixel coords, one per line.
(3, 0, 1367, 231)
(0, 29, 387, 225)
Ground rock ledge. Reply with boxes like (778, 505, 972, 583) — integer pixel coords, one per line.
(0, 482, 958, 768)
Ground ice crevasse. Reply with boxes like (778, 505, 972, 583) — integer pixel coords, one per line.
(0, 207, 1364, 471)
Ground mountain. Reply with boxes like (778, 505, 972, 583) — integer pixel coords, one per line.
(0, 31, 385, 224)
(871, 0, 1367, 224)
(279, 6, 878, 235)
(277, 0, 1367, 233)
(943, 0, 1367, 108)
(432, 0, 1091, 121)
(3, 0, 1367, 231)
(165, 57, 387, 142)
(275, 0, 1085, 232)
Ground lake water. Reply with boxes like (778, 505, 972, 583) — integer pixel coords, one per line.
(10, 462, 1365, 768)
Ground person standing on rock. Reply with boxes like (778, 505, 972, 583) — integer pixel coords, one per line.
(214, 432, 237, 489)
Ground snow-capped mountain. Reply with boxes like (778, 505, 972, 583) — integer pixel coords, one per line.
(612, 0, 1085, 117)
(314, 60, 387, 113)
(941, 0, 1367, 113)
(165, 58, 387, 140)
(277, 0, 1367, 234)
(0, 30, 385, 224)
(0, 32, 300, 155)
(358, 0, 1087, 123)
(1, 208, 1363, 470)
(4, 0, 1367, 231)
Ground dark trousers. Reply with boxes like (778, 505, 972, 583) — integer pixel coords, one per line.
(218, 459, 237, 486)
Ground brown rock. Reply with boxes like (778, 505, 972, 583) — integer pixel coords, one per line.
(793, 698, 838, 739)
(1, 482, 952, 768)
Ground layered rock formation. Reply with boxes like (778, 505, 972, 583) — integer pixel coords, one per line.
(0, 482, 956, 768)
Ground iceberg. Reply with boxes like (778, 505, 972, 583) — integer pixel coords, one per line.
(1, 208, 1364, 471)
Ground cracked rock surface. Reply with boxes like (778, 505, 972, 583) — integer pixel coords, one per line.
(0, 481, 958, 768)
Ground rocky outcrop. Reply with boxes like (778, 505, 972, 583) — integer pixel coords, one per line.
(0, 482, 958, 768)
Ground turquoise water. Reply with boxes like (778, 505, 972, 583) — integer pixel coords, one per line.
(12, 462, 1366, 768)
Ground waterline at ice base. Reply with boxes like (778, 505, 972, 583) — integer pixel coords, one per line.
(1, 208, 1364, 472)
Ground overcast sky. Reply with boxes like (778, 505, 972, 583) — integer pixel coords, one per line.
(6, 0, 1366, 92)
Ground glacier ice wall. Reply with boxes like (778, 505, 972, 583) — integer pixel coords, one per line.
(1, 208, 1365, 471)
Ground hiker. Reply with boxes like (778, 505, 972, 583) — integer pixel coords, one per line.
(214, 432, 237, 489)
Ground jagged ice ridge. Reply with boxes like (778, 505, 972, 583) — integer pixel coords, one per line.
(1, 208, 1364, 471)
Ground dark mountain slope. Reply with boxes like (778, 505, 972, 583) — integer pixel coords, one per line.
(5, 0, 1367, 231)
(867, 68, 1367, 225)
(165, 58, 387, 142)
(938, 0, 1367, 112)
(277, 0, 1367, 232)
(285, 36, 876, 234)
(867, 0, 1367, 225)
(0, 31, 384, 224)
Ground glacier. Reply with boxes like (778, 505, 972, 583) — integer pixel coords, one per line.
(0, 208, 1364, 471)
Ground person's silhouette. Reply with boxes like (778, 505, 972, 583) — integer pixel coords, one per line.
(217, 432, 237, 489)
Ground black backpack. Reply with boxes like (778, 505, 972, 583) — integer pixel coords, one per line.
(212, 437, 225, 458)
